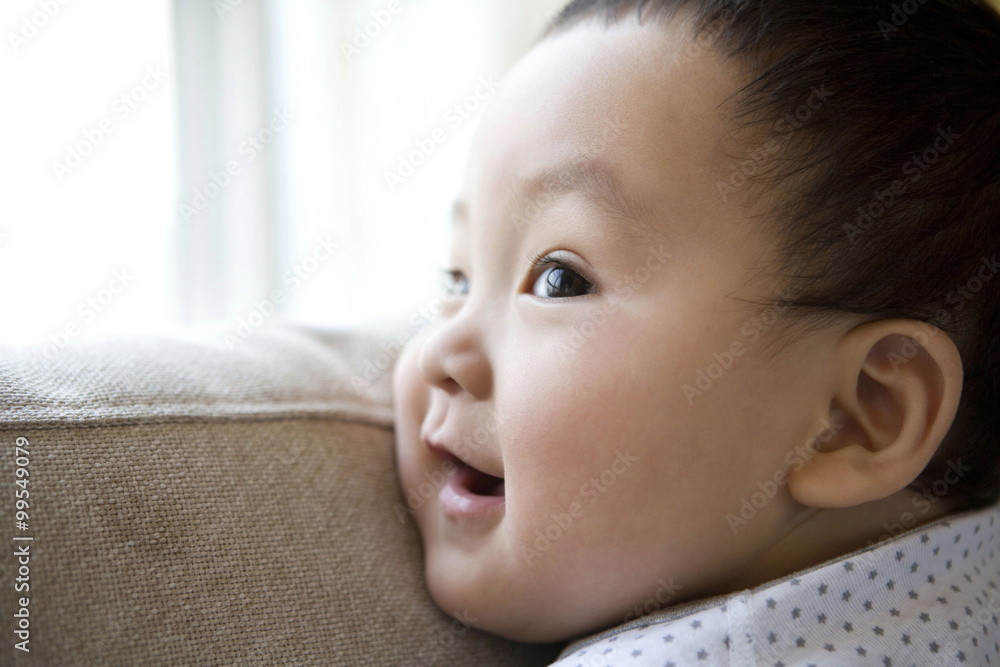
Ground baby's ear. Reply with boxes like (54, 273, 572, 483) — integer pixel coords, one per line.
(788, 319, 963, 509)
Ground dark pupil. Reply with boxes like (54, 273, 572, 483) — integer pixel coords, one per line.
(546, 267, 585, 297)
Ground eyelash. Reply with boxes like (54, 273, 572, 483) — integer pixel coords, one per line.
(525, 251, 596, 298)
(440, 253, 596, 299)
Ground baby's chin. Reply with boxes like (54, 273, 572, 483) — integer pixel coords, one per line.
(425, 579, 561, 643)
(422, 543, 630, 644)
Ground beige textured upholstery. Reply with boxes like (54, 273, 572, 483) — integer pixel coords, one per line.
(0, 324, 560, 666)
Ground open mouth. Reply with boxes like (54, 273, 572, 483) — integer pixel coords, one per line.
(453, 458, 505, 498)
(428, 444, 506, 519)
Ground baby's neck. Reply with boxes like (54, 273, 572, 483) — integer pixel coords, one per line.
(717, 489, 964, 593)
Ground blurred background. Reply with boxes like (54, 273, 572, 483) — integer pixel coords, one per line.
(9, 0, 998, 349)
(0, 0, 566, 347)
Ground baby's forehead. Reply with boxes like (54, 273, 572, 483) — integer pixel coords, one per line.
(454, 157, 665, 248)
(460, 21, 746, 245)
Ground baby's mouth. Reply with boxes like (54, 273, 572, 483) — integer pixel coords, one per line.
(424, 438, 505, 498)
(428, 441, 506, 519)
(453, 458, 505, 498)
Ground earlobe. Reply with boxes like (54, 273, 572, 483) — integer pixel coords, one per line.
(787, 320, 963, 509)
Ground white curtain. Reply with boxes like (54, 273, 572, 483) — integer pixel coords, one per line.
(1, 0, 177, 345)
(173, 0, 568, 338)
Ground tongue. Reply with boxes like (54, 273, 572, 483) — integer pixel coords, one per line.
(457, 461, 505, 497)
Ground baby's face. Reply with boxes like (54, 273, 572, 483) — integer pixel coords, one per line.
(394, 17, 839, 642)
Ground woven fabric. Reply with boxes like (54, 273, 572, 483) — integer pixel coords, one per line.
(0, 323, 561, 666)
(554, 503, 1000, 666)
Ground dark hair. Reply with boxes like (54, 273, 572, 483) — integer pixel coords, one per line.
(548, 0, 1000, 505)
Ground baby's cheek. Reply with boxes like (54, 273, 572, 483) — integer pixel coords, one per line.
(393, 334, 428, 417)
(392, 336, 431, 481)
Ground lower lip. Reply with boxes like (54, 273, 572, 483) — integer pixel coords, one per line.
(439, 472, 505, 521)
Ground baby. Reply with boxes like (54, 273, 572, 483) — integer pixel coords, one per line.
(392, 0, 1000, 663)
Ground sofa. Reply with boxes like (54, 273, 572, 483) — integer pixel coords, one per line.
(0, 322, 561, 665)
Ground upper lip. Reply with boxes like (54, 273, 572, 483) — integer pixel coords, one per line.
(422, 433, 504, 480)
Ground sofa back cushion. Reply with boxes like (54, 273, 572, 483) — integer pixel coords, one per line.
(0, 325, 560, 665)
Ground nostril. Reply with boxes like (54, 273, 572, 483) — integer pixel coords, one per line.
(415, 317, 491, 398)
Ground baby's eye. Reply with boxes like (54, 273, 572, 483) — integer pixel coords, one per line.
(531, 260, 594, 299)
(442, 269, 469, 298)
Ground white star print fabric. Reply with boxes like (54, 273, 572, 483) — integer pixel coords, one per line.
(551, 502, 1000, 666)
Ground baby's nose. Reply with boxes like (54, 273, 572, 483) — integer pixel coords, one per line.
(416, 311, 492, 399)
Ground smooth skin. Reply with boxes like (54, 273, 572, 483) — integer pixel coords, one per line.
(392, 14, 964, 643)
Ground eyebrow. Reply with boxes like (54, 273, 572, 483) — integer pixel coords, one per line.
(451, 159, 664, 245)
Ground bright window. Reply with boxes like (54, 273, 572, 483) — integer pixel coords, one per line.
(1, 0, 567, 348)
(1, 0, 177, 346)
